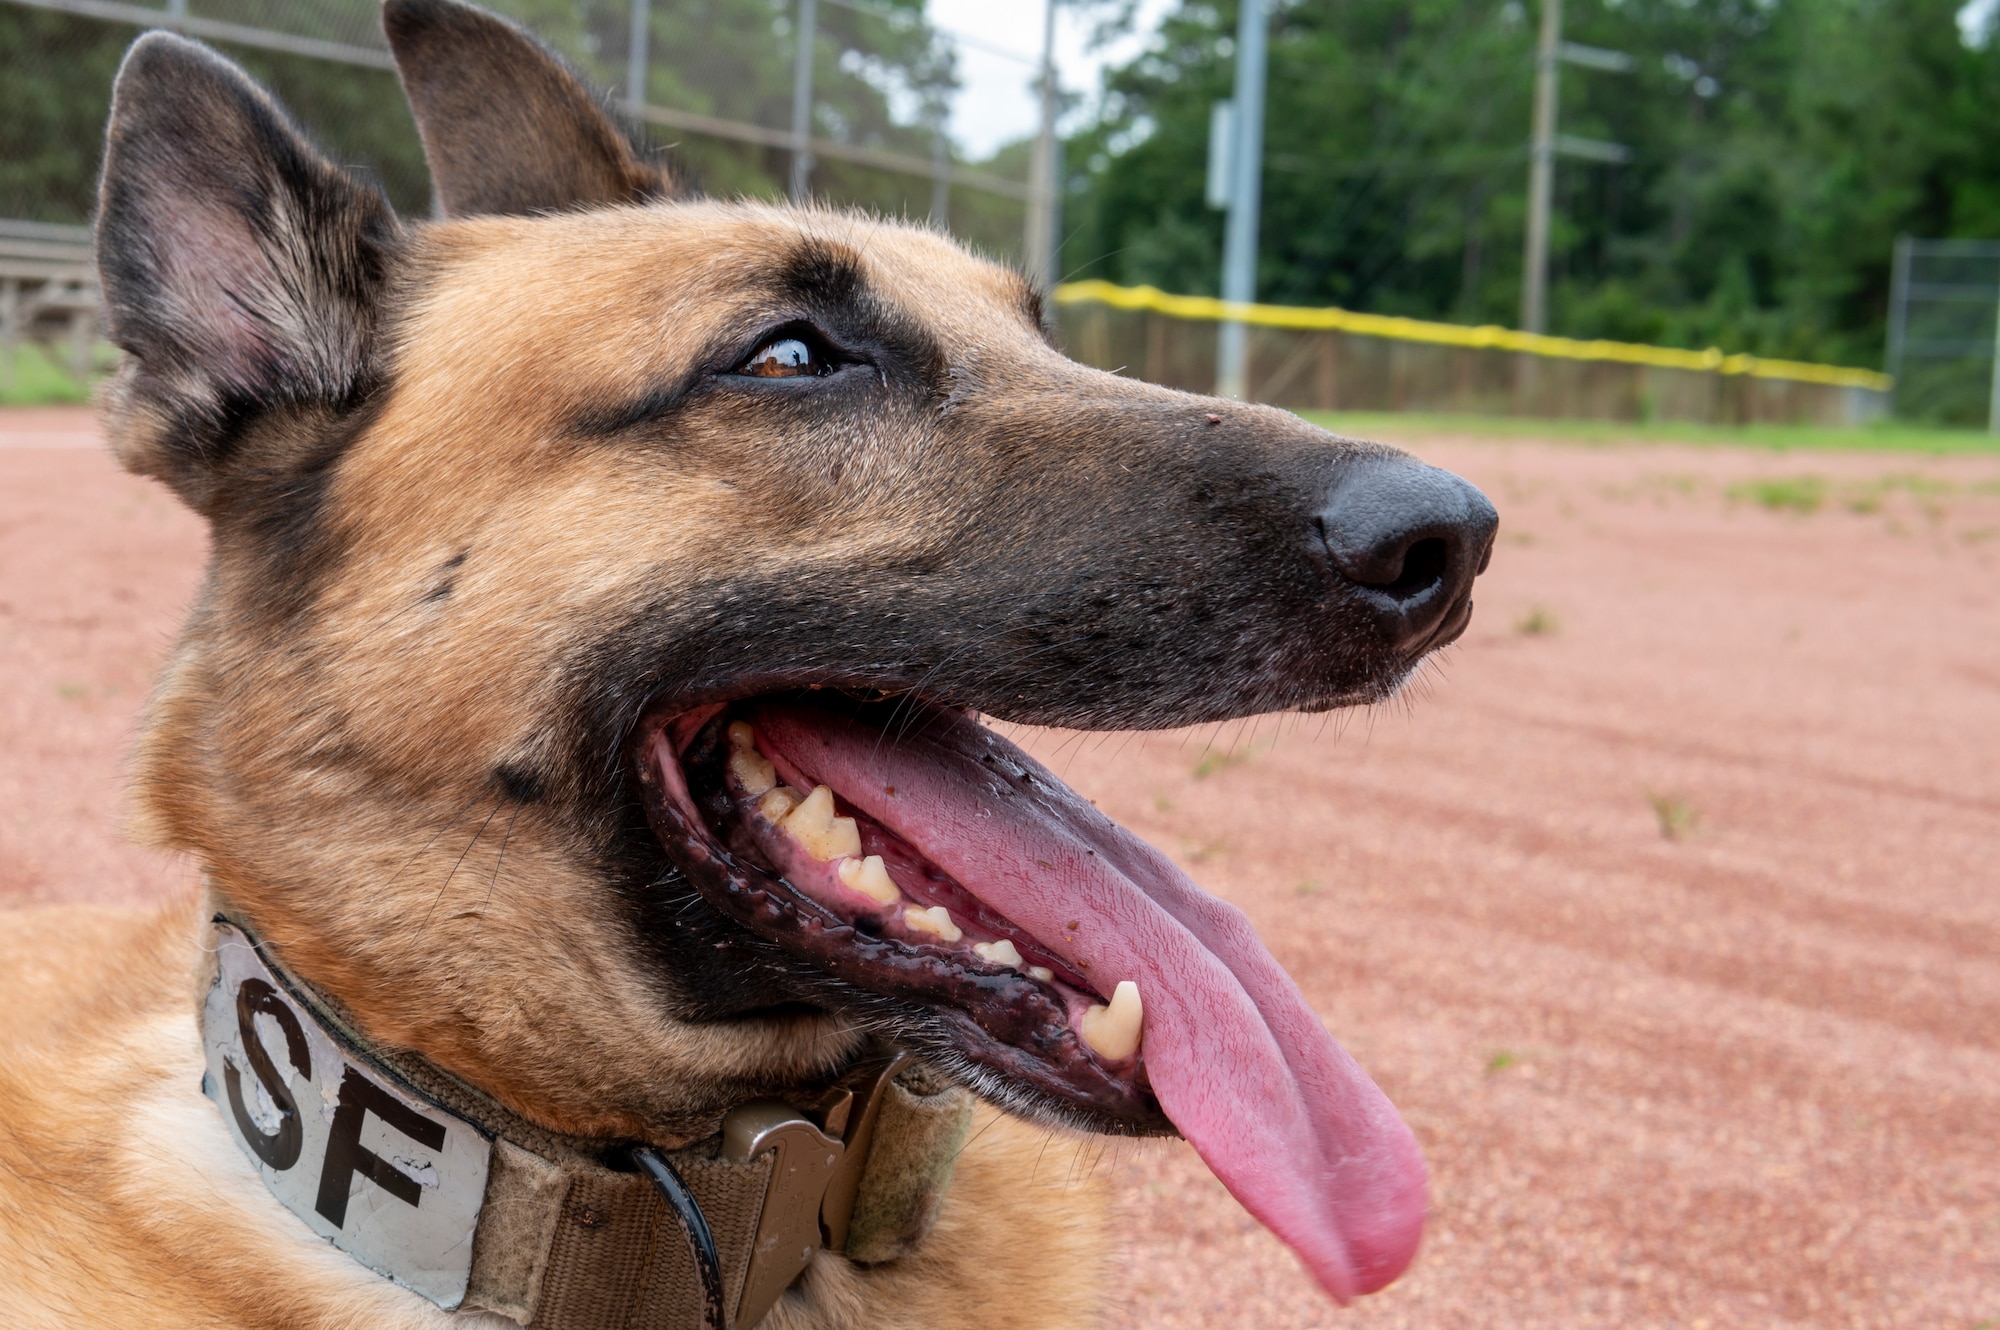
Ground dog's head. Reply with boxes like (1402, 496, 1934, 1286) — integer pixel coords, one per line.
(94, 0, 1494, 1301)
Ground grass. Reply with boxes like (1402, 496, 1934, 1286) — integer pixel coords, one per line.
(1190, 737, 1271, 779)
(1647, 790, 1700, 841)
(0, 342, 111, 407)
(1485, 1050, 1523, 1074)
(1727, 475, 1826, 513)
(1513, 604, 1561, 635)
(1300, 409, 2000, 455)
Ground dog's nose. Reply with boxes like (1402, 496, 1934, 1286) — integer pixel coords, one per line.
(1314, 457, 1499, 654)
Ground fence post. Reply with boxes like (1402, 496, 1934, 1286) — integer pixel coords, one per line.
(1215, 0, 1267, 398)
(625, 0, 649, 108)
(790, 0, 817, 202)
(0, 280, 16, 396)
(1988, 263, 2000, 433)
(1884, 233, 1911, 399)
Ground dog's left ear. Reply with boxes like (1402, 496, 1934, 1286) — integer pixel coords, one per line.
(95, 32, 397, 514)
(383, 0, 668, 218)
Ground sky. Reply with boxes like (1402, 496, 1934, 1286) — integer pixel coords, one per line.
(927, 0, 1178, 160)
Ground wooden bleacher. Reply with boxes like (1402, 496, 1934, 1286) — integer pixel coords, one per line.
(0, 219, 100, 386)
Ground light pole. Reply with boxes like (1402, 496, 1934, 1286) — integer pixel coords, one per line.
(790, 0, 818, 202)
(1023, 0, 1061, 290)
(1520, 0, 1561, 335)
(1216, 0, 1268, 400)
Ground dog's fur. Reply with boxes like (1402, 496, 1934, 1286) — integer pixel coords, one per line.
(0, 4, 1485, 1325)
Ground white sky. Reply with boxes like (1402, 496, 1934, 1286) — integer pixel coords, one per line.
(927, 0, 1178, 160)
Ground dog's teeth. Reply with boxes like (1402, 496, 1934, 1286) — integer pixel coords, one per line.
(1079, 980, 1143, 1061)
(758, 786, 803, 823)
(781, 785, 862, 861)
(836, 855, 901, 906)
(725, 726, 777, 797)
(904, 905, 963, 943)
(972, 939, 1023, 968)
(1027, 966, 1055, 983)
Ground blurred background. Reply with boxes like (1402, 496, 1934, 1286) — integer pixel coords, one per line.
(2, 4, 1997, 1325)
(8, 0, 2000, 429)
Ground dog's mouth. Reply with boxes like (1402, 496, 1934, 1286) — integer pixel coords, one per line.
(636, 688, 1427, 1299)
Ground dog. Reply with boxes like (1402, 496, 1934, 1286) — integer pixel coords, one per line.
(0, 3, 1497, 1326)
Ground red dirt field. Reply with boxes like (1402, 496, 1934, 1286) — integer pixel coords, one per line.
(3, 404, 1996, 1328)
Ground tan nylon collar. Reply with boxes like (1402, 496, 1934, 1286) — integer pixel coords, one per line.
(199, 915, 972, 1329)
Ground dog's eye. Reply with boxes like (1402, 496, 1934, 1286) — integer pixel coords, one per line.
(740, 336, 826, 378)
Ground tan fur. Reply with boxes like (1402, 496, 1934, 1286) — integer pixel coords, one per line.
(0, 901, 1109, 1329)
(0, 9, 1454, 1321)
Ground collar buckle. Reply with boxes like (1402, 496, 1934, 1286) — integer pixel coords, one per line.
(716, 1051, 911, 1328)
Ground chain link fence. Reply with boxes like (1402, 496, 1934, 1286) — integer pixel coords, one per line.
(1, 0, 1048, 395)
(0, 0, 1038, 231)
(1885, 237, 2000, 430)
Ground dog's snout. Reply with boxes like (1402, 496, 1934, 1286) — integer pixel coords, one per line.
(1314, 459, 1499, 654)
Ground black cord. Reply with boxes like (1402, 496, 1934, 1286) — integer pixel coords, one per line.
(632, 1146, 726, 1330)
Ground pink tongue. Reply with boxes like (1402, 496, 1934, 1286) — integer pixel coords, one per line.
(750, 701, 1428, 1300)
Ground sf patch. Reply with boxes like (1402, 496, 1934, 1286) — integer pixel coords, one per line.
(200, 919, 493, 1308)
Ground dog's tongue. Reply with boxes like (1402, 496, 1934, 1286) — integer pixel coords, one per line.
(749, 699, 1428, 1300)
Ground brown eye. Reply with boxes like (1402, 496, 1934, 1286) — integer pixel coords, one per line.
(741, 336, 821, 378)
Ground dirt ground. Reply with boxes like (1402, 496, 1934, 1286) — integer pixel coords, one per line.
(4, 404, 1996, 1328)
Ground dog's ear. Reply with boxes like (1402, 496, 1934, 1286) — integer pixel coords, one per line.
(383, 0, 667, 217)
(95, 33, 397, 513)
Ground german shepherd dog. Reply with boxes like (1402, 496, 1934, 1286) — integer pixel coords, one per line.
(0, 3, 1496, 1325)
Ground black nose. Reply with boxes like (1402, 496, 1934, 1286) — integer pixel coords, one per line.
(1314, 457, 1499, 654)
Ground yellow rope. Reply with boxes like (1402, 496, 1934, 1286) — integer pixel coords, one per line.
(1052, 279, 1893, 392)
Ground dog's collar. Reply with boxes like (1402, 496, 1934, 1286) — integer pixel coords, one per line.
(198, 916, 972, 1329)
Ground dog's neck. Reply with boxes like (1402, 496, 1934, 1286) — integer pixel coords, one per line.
(196, 911, 972, 1327)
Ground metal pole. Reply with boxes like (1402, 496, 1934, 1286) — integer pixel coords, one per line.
(1023, 0, 1059, 288)
(625, 0, 649, 108)
(1988, 256, 2000, 433)
(1885, 233, 1911, 416)
(790, 0, 818, 202)
(1215, 0, 1268, 400)
(1520, 0, 1561, 334)
(930, 124, 950, 227)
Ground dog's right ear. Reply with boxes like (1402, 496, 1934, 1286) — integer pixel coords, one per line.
(382, 0, 666, 217)
(95, 33, 397, 515)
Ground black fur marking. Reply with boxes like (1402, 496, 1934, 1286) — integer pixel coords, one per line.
(425, 549, 469, 602)
(570, 375, 704, 438)
(495, 764, 545, 805)
(778, 240, 863, 309)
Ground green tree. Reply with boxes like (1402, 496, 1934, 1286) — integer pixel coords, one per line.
(1062, 0, 2000, 377)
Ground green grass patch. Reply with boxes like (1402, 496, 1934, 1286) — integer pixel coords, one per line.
(1727, 475, 1826, 513)
(1190, 737, 1270, 779)
(0, 341, 109, 406)
(1647, 790, 1700, 841)
(1513, 604, 1561, 636)
(1300, 410, 2000, 455)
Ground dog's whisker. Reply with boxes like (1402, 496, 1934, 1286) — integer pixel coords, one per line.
(414, 796, 505, 940)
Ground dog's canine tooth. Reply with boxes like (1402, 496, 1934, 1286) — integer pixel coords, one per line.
(1080, 980, 1144, 1061)
(836, 854, 901, 906)
(725, 723, 778, 797)
(904, 905, 963, 943)
(781, 785, 862, 861)
(972, 939, 1023, 968)
(758, 786, 803, 823)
